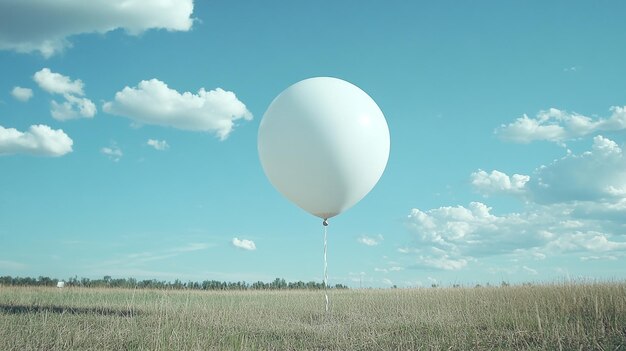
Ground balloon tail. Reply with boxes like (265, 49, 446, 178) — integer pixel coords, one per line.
(323, 221, 329, 313)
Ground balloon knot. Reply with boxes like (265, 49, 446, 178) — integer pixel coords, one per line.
(323, 219, 329, 226)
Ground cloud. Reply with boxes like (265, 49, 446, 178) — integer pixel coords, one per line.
(357, 234, 384, 246)
(11, 86, 33, 102)
(471, 169, 529, 196)
(528, 135, 626, 204)
(147, 139, 169, 150)
(548, 231, 626, 253)
(0, 124, 73, 156)
(101, 144, 122, 162)
(375, 265, 404, 274)
(33, 68, 96, 120)
(404, 135, 626, 271)
(580, 255, 618, 261)
(405, 202, 543, 270)
(232, 237, 256, 251)
(51, 95, 97, 120)
(420, 255, 469, 270)
(92, 242, 213, 271)
(172, 243, 212, 252)
(33, 68, 84, 95)
(563, 66, 580, 72)
(0, 0, 194, 57)
(495, 106, 626, 144)
(103, 79, 253, 140)
(404, 202, 626, 270)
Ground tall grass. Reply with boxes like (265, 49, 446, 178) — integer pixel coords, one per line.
(1, 282, 625, 350)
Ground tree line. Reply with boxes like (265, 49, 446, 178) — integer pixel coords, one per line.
(0, 275, 348, 290)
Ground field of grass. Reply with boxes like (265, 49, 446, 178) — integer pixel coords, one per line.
(1, 282, 625, 350)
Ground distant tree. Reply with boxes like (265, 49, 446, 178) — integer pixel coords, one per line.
(0, 275, 349, 291)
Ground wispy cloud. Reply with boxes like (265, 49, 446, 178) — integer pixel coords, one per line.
(173, 242, 212, 253)
(357, 234, 384, 246)
(101, 143, 122, 162)
(91, 242, 214, 270)
(375, 266, 403, 274)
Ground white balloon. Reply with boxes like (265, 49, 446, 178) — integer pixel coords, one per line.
(258, 77, 390, 220)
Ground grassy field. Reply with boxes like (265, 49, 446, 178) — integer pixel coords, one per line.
(1, 282, 625, 350)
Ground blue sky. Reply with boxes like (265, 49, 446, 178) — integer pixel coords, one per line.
(1, 1, 625, 288)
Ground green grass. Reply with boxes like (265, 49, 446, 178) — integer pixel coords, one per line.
(1, 282, 625, 350)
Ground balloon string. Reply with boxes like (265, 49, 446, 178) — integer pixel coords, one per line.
(323, 222, 329, 313)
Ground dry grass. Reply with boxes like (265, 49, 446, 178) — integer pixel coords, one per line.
(1, 282, 625, 350)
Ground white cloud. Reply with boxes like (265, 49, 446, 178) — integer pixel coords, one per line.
(172, 242, 212, 253)
(101, 144, 122, 162)
(232, 237, 256, 251)
(375, 265, 404, 274)
(404, 136, 626, 271)
(33, 68, 84, 95)
(420, 255, 468, 270)
(548, 231, 626, 253)
(0, 124, 73, 156)
(147, 139, 169, 150)
(103, 79, 253, 140)
(404, 202, 626, 270)
(357, 234, 384, 246)
(11, 86, 33, 102)
(33, 68, 96, 120)
(580, 255, 618, 261)
(0, 0, 194, 57)
(495, 106, 626, 144)
(528, 135, 626, 204)
(471, 169, 529, 196)
(51, 95, 97, 121)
